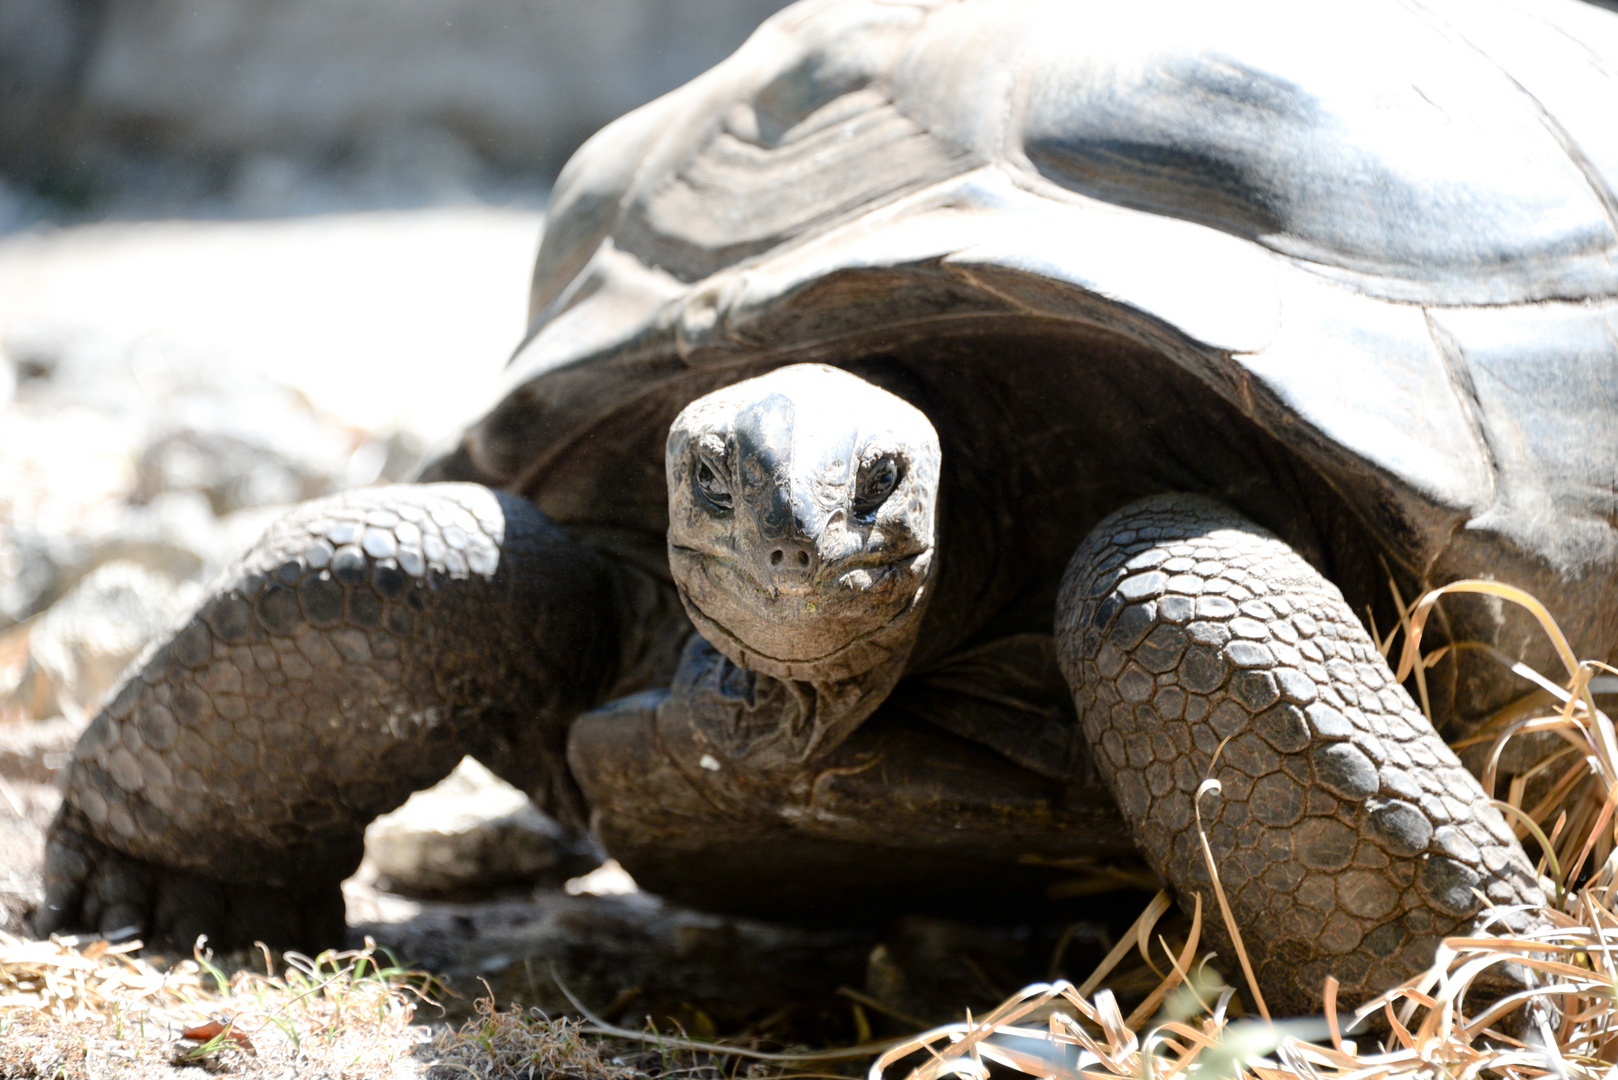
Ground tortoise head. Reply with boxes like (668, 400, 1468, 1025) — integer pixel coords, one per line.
(666, 364, 940, 682)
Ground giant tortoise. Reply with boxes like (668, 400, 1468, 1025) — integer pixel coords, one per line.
(38, 0, 1618, 1014)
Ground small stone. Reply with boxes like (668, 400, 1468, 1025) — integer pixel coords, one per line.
(365, 757, 593, 895)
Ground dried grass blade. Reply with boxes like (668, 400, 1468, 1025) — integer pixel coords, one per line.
(1323, 977, 1345, 1053)
(1077, 891, 1171, 998)
(1124, 893, 1203, 1030)
(1394, 580, 1580, 684)
(1566, 781, 1618, 887)
(1462, 983, 1586, 1040)
(1193, 777, 1269, 1021)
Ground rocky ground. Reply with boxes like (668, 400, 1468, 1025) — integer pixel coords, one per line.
(0, 199, 1136, 1052)
(0, 200, 541, 930)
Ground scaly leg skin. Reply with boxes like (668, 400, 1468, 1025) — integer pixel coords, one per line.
(38, 483, 637, 950)
(1056, 494, 1546, 1014)
(567, 634, 1137, 920)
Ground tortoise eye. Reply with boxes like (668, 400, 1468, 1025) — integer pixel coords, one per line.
(696, 459, 732, 512)
(853, 454, 900, 517)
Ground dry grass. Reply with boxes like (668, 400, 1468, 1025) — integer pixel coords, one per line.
(872, 579, 1618, 1080)
(0, 935, 434, 1077)
(3, 579, 1614, 1080)
(426, 999, 823, 1080)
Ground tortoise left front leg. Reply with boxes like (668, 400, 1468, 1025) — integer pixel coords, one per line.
(1055, 494, 1546, 1014)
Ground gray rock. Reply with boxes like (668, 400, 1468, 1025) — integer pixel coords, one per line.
(24, 560, 200, 717)
(0, 526, 62, 630)
(2, 0, 794, 209)
(0, 715, 80, 786)
(364, 757, 595, 896)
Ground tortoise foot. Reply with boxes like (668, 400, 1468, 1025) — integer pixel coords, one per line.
(1057, 494, 1547, 1014)
(37, 815, 345, 953)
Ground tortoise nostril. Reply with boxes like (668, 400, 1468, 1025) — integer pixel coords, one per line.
(768, 544, 816, 578)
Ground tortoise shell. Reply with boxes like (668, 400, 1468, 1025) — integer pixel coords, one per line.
(425, 0, 1618, 723)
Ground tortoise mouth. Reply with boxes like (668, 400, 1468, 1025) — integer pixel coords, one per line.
(670, 544, 929, 598)
(670, 544, 935, 681)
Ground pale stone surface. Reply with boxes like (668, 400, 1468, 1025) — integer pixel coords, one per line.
(25, 561, 201, 718)
(564, 859, 639, 897)
(1, 0, 792, 209)
(0, 208, 541, 443)
(365, 757, 590, 896)
(0, 207, 545, 929)
(0, 208, 541, 633)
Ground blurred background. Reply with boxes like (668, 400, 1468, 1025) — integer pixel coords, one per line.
(0, 0, 792, 924)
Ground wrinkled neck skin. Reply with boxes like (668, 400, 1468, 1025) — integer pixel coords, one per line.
(663, 363, 940, 769)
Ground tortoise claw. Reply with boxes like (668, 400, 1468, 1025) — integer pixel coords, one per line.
(39, 815, 344, 953)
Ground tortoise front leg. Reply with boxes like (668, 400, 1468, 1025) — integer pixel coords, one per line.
(38, 483, 648, 950)
(1056, 494, 1546, 1014)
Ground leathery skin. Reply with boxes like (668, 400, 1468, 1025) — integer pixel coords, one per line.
(39, 483, 626, 949)
(1057, 494, 1545, 1013)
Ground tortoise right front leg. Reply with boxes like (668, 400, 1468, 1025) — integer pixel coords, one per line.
(39, 483, 647, 950)
(1056, 495, 1546, 1014)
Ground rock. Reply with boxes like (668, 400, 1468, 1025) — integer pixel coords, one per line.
(0, 715, 81, 785)
(24, 560, 201, 718)
(0, 724, 66, 931)
(0, 525, 61, 630)
(0, 211, 538, 445)
(1, 0, 793, 211)
(364, 757, 598, 896)
(563, 859, 639, 897)
(0, 208, 544, 722)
